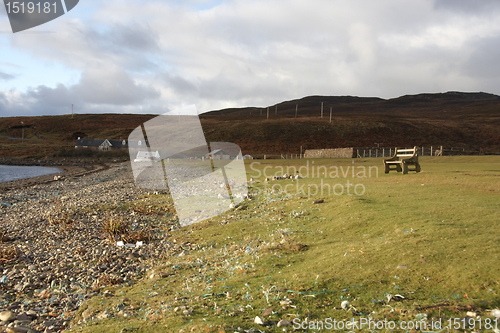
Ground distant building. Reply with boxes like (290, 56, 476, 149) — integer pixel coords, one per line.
(75, 138, 128, 151)
(134, 150, 161, 162)
(206, 149, 231, 160)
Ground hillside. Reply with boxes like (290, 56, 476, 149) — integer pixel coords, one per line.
(1, 91, 499, 158)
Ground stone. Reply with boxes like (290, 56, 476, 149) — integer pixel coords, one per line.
(15, 313, 32, 322)
(0, 311, 16, 322)
(81, 308, 93, 320)
(341, 300, 350, 310)
(6, 327, 30, 333)
(96, 310, 109, 320)
(491, 309, 500, 318)
(254, 316, 265, 325)
(277, 319, 292, 327)
(262, 308, 273, 316)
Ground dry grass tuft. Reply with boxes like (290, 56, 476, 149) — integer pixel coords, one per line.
(0, 245, 20, 263)
(93, 274, 122, 290)
(102, 214, 128, 235)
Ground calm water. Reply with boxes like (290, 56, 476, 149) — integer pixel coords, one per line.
(0, 165, 62, 183)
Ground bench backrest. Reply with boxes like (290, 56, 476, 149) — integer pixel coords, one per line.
(396, 147, 417, 158)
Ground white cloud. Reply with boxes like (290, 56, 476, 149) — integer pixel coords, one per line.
(1, 0, 500, 116)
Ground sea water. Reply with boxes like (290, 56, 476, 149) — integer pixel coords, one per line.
(0, 165, 62, 183)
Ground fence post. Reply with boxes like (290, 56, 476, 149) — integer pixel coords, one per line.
(264, 155, 266, 160)
(376, 149, 378, 157)
(369, 149, 372, 158)
(382, 148, 385, 157)
(430, 146, 433, 156)
(321, 102, 324, 118)
(363, 150, 366, 158)
(267, 107, 269, 119)
(295, 104, 298, 118)
(441, 146, 443, 156)
(422, 147, 424, 156)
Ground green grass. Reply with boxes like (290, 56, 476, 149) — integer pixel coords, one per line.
(69, 156, 500, 332)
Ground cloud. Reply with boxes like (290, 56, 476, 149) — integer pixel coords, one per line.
(433, 0, 500, 14)
(71, 66, 160, 105)
(463, 35, 500, 78)
(0, 71, 15, 81)
(0, 65, 161, 116)
(1, 0, 500, 116)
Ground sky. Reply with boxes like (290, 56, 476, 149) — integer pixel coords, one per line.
(1, 0, 500, 117)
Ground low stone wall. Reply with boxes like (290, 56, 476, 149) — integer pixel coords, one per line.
(304, 148, 355, 158)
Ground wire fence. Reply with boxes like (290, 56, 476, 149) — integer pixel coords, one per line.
(250, 146, 498, 159)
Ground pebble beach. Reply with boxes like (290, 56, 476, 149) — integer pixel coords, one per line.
(0, 162, 180, 332)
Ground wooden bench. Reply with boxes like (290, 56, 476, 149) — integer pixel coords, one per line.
(384, 147, 421, 174)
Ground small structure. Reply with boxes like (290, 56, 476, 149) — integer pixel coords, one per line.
(75, 138, 128, 151)
(207, 149, 231, 160)
(242, 154, 253, 160)
(304, 148, 356, 158)
(134, 150, 161, 162)
(383, 147, 421, 174)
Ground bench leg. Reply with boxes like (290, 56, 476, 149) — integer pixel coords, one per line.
(384, 162, 389, 174)
(396, 164, 402, 172)
(403, 163, 408, 174)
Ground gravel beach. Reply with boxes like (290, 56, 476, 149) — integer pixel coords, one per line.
(0, 162, 180, 332)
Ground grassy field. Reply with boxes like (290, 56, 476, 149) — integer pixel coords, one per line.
(69, 156, 500, 332)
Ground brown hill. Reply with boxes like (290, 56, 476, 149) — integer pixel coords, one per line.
(0, 91, 499, 158)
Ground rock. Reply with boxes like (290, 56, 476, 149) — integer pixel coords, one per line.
(397, 265, 408, 269)
(81, 308, 93, 320)
(262, 308, 273, 316)
(96, 310, 109, 320)
(466, 311, 477, 317)
(0, 311, 16, 322)
(313, 199, 324, 204)
(254, 316, 265, 325)
(277, 319, 292, 327)
(491, 309, 500, 318)
(38, 289, 51, 299)
(341, 300, 350, 310)
(16, 313, 32, 322)
(25, 311, 37, 318)
(6, 327, 30, 333)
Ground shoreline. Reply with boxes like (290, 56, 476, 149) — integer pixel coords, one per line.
(0, 161, 111, 192)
